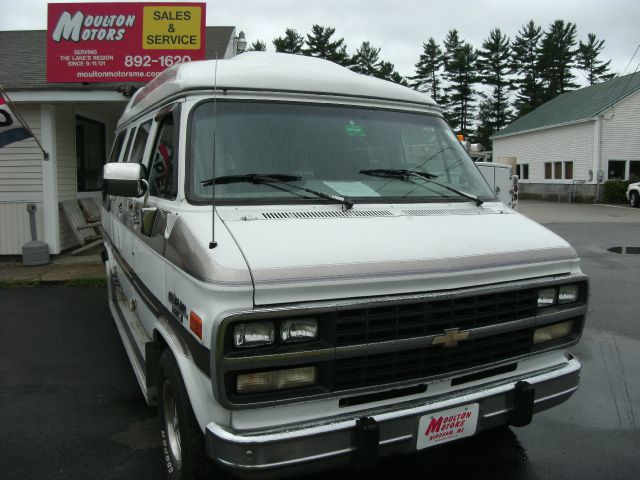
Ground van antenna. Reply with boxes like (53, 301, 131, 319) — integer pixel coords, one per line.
(209, 55, 219, 249)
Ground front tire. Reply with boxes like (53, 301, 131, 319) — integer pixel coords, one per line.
(630, 191, 639, 208)
(157, 351, 214, 480)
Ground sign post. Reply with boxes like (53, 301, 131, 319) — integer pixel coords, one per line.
(47, 2, 206, 83)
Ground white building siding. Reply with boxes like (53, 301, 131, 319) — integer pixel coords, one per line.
(600, 89, 640, 178)
(55, 105, 79, 251)
(0, 202, 45, 255)
(0, 104, 46, 254)
(493, 121, 595, 183)
(0, 104, 43, 200)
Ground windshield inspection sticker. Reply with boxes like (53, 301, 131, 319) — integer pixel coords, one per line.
(324, 181, 380, 197)
(344, 121, 366, 136)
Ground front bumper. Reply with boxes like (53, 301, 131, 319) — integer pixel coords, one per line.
(206, 356, 580, 478)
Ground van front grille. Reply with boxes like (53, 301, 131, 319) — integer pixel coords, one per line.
(331, 328, 534, 390)
(333, 288, 538, 346)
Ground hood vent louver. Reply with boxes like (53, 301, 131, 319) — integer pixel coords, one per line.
(259, 207, 501, 220)
(402, 208, 496, 216)
(262, 210, 393, 219)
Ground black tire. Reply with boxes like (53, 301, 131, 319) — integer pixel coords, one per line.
(630, 191, 640, 208)
(157, 351, 217, 480)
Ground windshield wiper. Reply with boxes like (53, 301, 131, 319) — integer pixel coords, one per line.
(360, 168, 483, 207)
(201, 174, 354, 210)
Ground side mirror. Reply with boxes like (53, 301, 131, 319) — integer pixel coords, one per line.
(103, 162, 147, 197)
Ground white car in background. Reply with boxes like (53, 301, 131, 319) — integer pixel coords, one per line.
(627, 182, 640, 207)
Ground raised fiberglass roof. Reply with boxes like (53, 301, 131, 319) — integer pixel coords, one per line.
(119, 52, 436, 125)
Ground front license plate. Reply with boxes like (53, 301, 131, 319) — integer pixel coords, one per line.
(416, 403, 479, 450)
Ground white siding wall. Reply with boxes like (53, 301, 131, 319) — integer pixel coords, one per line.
(0, 104, 43, 201)
(600, 89, 640, 177)
(0, 104, 46, 255)
(493, 121, 595, 183)
(0, 203, 45, 255)
(55, 105, 79, 251)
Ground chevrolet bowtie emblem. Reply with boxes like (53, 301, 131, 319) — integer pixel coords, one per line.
(431, 328, 470, 348)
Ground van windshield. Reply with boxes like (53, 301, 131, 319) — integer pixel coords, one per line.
(188, 101, 494, 203)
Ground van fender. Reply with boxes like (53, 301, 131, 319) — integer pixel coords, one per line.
(148, 325, 228, 432)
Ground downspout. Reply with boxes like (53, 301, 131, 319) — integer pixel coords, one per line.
(593, 115, 602, 202)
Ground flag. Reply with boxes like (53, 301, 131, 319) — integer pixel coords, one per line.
(0, 92, 33, 148)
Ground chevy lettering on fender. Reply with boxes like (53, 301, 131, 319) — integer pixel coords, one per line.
(101, 53, 589, 479)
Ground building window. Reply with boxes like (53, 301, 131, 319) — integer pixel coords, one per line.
(608, 160, 626, 180)
(76, 116, 106, 192)
(564, 162, 573, 180)
(629, 161, 640, 181)
(554, 162, 562, 179)
(544, 163, 552, 179)
(516, 164, 529, 180)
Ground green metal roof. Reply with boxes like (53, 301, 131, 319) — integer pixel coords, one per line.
(493, 71, 640, 138)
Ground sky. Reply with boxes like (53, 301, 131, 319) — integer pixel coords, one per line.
(1, 0, 639, 84)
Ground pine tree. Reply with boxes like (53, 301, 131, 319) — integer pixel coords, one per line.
(375, 61, 407, 85)
(247, 40, 266, 52)
(410, 37, 444, 103)
(273, 28, 304, 54)
(442, 30, 478, 136)
(350, 42, 406, 85)
(303, 25, 350, 66)
(476, 28, 513, 145)
(351, 41, 382, 76)
(539, 20, 579, 101)
(511, 20, 544, 116)
(577, 33, 615, 85)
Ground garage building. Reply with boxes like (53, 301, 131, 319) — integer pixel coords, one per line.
(492, 72, 640, 202)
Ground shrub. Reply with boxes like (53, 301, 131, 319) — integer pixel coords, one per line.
(602, 180, 630, 204)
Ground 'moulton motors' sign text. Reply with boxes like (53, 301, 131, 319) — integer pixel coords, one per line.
(47, 2, 206, 83)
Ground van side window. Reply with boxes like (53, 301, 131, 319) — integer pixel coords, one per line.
(128, 121, 152, 164)
(108, 131, 126, 163)
(120, 128, 136, 163)
(148, 116, 176, 199)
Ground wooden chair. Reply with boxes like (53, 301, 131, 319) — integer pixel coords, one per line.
(78, 197, 102, 223)
(60, 199, 103, 255)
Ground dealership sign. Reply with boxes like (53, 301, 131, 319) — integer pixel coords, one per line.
(47, 2, 206, 83)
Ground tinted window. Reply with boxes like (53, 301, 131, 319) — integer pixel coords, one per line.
(108, 131, 125, 163)
(148, 116, 177, 199)
(128, 121, 152, 164)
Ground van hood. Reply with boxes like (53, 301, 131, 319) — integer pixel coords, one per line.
(218, 203, 579, 305)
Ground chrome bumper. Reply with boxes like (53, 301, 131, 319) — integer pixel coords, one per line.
(206, 356, 580, 478)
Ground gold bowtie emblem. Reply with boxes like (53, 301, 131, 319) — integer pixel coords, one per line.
(431, 328, 471, 348)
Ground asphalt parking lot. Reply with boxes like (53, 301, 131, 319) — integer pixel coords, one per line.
(1, 201, 639, 480)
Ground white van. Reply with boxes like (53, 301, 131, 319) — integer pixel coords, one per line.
(102, 53, 588, 479)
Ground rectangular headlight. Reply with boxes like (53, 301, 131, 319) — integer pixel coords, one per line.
(558, 284, 579, 304)
(281, 318, 318, 343)
(533, 320, 573, 344)
(236, 366, 317, 394)
(537, 288, 557, 307)
(234, 321, 274, 348)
